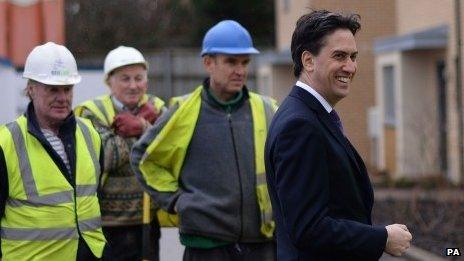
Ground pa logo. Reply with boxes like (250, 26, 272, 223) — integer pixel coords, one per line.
(446, 248, 461, 256)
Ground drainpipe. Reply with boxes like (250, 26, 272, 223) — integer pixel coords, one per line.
(455, 0, 463, 182)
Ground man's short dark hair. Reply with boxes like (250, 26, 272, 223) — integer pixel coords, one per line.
(290, 10, 361, 77)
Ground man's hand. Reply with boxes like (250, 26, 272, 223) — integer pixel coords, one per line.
(112, 112, 145, 138)
(385, 224, 412, 256)
(137, 102, 159, 124)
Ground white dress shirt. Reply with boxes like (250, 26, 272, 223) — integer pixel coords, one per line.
(295, 81, 332, 113)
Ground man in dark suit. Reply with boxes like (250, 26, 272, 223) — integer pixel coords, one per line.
(264, 10, 412, 260)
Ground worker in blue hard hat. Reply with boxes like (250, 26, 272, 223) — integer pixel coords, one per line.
(131, 20, 278, 260)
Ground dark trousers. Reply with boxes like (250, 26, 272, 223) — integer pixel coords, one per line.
(77, 237, 113, 261)
(77, 237, 100, 261)
(183, 241, 276, 261)
(102, 222, 161, 261)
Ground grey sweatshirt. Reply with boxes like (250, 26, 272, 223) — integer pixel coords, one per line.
(132, 86, 269, 243)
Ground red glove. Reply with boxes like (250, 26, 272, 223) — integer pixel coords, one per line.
(112, 112, 145, 138)
(137, 102, 159, 124)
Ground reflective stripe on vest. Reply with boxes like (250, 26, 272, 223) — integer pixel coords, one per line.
(1, 217, 101, 240)
(0, 116, 105, 259)
(77, 119, 101, 177)
(4, 119, 99, 208)
(249, 92, 277, 238)
(261, 95, 276, 130)
(93, 99, 111, 125)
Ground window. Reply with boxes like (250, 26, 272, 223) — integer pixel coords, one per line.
(283, 0, 290, 13)
(383, 65, 396, 125)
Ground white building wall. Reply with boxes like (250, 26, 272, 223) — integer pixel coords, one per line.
(0, 62, 26, 124)
(72, 70, 108, 106)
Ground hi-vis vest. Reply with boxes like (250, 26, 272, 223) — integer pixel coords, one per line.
(74, 94, 165, 126)
(138, 86, 278, 238)
(0, 116, 106, 261)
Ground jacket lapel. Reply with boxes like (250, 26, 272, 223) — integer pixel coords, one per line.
(290, 86, 374, 217)
(318, 111, 362, 174)
(290, 86, 361, 174)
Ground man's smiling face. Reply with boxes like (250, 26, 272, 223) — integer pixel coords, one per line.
(308, 28, 358, 106)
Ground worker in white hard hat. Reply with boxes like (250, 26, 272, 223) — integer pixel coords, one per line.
(0, 42, 107, 260)
(75, 46, 165, 261)
(131, 20, 278, 260)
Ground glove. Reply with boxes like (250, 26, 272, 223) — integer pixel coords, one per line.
(137, 102, 159, 124)
(112, 112, 145, 138)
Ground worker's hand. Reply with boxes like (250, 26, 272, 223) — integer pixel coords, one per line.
(137, 102, 159, 124)
(112, 112, 146, 138)
(385, 224, 412, 256)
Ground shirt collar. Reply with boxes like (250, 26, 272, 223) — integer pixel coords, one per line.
(111, 95, 140, 114)
(111, 96, 125, 112)
(296, 81, 332, 113)
(202, 77, 248, 113)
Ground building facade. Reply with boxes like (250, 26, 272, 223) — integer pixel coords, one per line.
(258, 0, 396, 172)
(0, 0, 66, 123)
(260, 0, 464, 183)
(374, 0, 464, 183)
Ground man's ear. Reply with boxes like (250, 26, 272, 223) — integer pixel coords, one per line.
(301, 50, 314, 72)
(203, 55, 214, 74)
(26, 84, 35, 99)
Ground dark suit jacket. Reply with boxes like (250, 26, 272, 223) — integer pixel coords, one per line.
(265, 86, 387, 260)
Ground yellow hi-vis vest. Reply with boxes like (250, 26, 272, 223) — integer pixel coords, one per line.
(74, 94, 165, 126)
(0, 116, 106, 261)
(139, 86, 278, 238)
(74, 93, 164, 185)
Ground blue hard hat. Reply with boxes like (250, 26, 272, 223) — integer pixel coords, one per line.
(201, 20, 259, 56)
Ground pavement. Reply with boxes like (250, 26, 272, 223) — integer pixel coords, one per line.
(159, 228, 447, 261)
(159, 228, 183, 261)
(380, 253, 408, 260)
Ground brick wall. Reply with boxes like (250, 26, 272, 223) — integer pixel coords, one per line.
(275, 0, 396, 168)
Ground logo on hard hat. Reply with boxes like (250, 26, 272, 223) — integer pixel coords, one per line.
(51, 59, 70, 76)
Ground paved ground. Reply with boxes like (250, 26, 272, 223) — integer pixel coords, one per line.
(159, 228, 413, 261)
(159, 228, 184, 261)
(380, 253, 408, 260)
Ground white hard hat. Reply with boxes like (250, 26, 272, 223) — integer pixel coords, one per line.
(23, 42, 81, 85)
(104, 46, 148, 80)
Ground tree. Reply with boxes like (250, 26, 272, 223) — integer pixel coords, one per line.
(65, 0, 274, 58)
